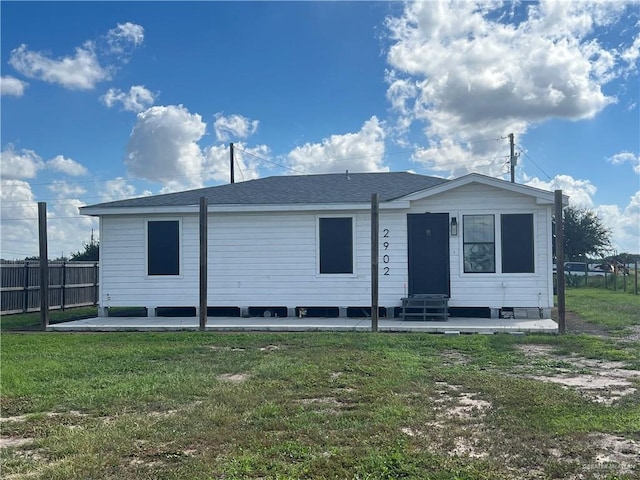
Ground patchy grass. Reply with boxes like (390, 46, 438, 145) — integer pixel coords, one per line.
(0, 307, 98, 332)
(565, 288, 640, 334)
(2, 332, 639, 479)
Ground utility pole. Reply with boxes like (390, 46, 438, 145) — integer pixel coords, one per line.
(554, 190, 566, 334)
(230, 143, 235, 184)
(509, 133, 517, 183)
(370, 193, 379, 332)
(199, 196, 208, 331)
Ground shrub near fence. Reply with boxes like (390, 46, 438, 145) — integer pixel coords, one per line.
(1, 261, 99, 314)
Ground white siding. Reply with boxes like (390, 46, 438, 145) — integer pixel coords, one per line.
(406, 183, 554, 309)
(100, 215, 199, 308)
(207, 210, 406, 307)
(99, 181, 554, 313)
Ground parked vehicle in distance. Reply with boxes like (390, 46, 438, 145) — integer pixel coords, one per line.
(553, 262, 606, 277)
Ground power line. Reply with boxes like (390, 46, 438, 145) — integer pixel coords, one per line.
(235, 147, 308, 175)
(2, 153, 509, 208)
(516, 143, 552, 180)
(1, 216, 98, 222)
(3, 135, 506, 191)
(234, 149, 246, 182)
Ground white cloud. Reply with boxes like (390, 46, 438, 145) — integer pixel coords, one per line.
(214, 113, 259, 142)
(0, 178, 99, 260)
(7, 22, 144, 91)
(203, 142, 263, 184)
(620, 32, 640, 67)
(525, 173, 638, 253)
(384, 1, 635, 176)
(47, 180, 87, 197)
(44, 200, 97, 259)
(107, 22, 145, 51)
(1, 76, 28, 96)
(9, 42, 109, 90)
(286, 116, 388, 174)
(46, 155, 89, 176)
(0, 146, 44, 180)
(596, 193, 640, 254)
(102, 85, 156, 112)
(525, 174, 597, 208)
(608, 151, 640, 174)
(99, 177, 152, 202)
(0, 179, 39, 258)
(126, 105, 207, 191)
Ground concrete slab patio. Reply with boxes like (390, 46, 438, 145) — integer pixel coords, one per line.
(47, 316, 558, 334)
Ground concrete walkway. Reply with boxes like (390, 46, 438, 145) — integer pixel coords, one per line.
(47, 316, 558, 334)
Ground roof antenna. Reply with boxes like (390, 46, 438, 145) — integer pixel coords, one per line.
(345, 169, 350, 180)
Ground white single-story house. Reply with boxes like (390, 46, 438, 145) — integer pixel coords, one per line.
(80, 172, 567, 320)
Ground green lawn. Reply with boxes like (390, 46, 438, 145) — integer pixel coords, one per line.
(0, 306, 98, 332)
(1, 289, 639, 479)
(2, 330, 639, 479)
(565, 287, 640, 333)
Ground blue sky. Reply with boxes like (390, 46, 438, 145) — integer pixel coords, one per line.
(1, 1, 639, 259)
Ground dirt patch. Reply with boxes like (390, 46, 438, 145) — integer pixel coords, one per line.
(624, 325, 640, 342)
(295, 396, 347, 414)
(447, 393, 491, 419)
(440, 350, 471, 366)
(592, 433, 640, 474)
(402, 383, 491, 459)
(296, 397, 342, 406)
(148, 409, 179, 418)
(557, 309, 611, 336)
(517, 344, 555, 358)
(0, 410, 88, 424)
(516, 344, 640, 404)
(259, 345, 283, 352)
(0, 414, 29, 423)
(0, 437, 33, 448)
(205, 346, 245, 351)
(217, 373, 250, 383)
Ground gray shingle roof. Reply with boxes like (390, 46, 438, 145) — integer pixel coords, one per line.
(84, 172, 449, 209)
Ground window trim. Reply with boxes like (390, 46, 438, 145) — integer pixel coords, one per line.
(145, 219, 182, 277)
(462, 214, 496, 274)
(316, 214, 356, 276)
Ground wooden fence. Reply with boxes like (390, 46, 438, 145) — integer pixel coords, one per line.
(1, 261, 99, 314)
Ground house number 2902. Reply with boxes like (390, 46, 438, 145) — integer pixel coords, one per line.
(382, 229, 390, 275)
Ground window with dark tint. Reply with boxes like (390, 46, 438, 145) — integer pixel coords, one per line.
(319, 217, 353, 274)
(463, 215, 495, 273)
(501, 214, 534, 273)
(148, 220, 179, 275)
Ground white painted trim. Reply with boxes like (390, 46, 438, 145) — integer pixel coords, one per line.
(80, 201, 411, 217)
(399, 173, 564, 205)
(461, 213, 496, 274)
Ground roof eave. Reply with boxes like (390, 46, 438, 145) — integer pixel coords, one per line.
(398, 172, 568, 205)
(80, 200, 412, 216)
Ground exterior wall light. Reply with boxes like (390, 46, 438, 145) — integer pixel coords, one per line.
(450, 217, 458, 236)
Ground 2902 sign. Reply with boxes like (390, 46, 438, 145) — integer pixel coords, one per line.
(382, 228, 390, 275)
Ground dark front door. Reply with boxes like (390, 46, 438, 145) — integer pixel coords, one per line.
(407, 213, 450, 296)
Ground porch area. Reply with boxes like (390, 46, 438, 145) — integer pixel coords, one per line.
(47, 315, 558, 334)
